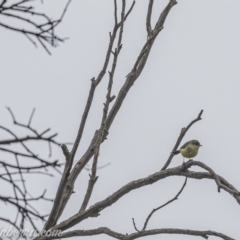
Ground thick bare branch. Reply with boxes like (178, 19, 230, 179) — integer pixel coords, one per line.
(186, 161, 240, 195)
(44, 0, 136, 230)
(36, 227, 234, 240)
(51, 160, 240, 231)
(43, 0, 177, 231)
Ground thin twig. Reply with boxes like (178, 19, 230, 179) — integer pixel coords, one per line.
(0, 0, 72, 53)
(132, 218, 140, 232)
(28, 108, 36, 126)
(0, 108, 61, 231)
(113, 0, 117, 25)
(146, 0, 154, 35)
(123, 1, 135, 22)
(141, 177, 187, 230)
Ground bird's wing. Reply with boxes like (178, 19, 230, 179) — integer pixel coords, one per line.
(180, 140, 191, 149)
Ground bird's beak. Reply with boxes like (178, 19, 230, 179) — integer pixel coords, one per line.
(200, 145, 202, 147)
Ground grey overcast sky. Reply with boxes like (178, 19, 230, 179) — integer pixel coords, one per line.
(1, 0, 240, 239)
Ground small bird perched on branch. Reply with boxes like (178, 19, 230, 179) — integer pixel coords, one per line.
(172, 140, 202, 162)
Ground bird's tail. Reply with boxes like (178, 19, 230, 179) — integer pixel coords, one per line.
(172, 150, 180, 155)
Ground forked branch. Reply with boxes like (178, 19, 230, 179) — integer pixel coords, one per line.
(0, 108, 61, 232)
(44, 0, 136, 230)
(50, 160, 240, 231)
(135, 177, 188, 231)
(0, 0, 72, 54)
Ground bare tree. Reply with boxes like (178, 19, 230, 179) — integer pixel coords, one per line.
(0, 0, 71, 54)
(1, 0, 239, 240)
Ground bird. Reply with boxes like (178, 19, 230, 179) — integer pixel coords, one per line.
(172, 139, 202, 163)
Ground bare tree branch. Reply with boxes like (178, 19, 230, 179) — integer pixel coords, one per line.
(0, 109, 61, 232)
(185, 160, 240, 196)
(43, 78, 97, 230)
(140, 177, 188, 231)
(132, 218, 139, 232)
(36, 227, 234, 240)
(105, 0, 177, 131)
(79, 0, 126, 209)
(161, 109, 203, 170)
(50, 159, 240, 232)
(43, 0, 177, 232)
(0, 217, 21, 234)
(44, 0, 136, 230)
(70, 78, 96, 166)
(146, 0, 154, 35)
(0, 0, 72, 54)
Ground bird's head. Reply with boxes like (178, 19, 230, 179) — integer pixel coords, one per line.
(191, 140, 202, 147)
